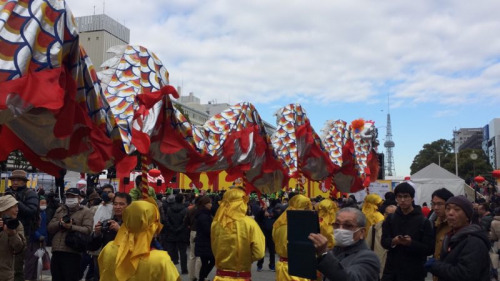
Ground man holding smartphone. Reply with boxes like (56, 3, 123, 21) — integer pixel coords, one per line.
(381, 182, 434, 281)
(309, 207, 380, 281)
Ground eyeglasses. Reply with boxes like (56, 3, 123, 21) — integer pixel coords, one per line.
(396, 194, 412, 201)
(333, 222, 358, 231)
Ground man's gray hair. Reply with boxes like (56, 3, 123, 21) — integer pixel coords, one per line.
(337, 207, 366, 227)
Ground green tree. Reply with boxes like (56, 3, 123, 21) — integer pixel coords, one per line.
(410, 140, 492, 180)
(441, 148, 492, 180)
(410, 139, 454, 174)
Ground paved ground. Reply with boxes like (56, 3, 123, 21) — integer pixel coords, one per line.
(188, 259, 277, 281)
(37, 249, 448, 281)
(39, 249, 278, 281)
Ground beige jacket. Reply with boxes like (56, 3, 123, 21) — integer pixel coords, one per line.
(489, 216, 500, 242)
(48, 205, 93, 254)
(0, 222, 26, 281)
(365, 220, 386, 279)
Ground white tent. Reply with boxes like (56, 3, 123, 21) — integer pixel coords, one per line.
(411, 163, 468, 205)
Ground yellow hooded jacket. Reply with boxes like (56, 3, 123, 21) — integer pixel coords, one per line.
(272, 194, 312, 281)
(316, 199, 337, 249)
(362, 194, 384, 232)
(211, 188, 265, 281)
(98, 201, 180, 281)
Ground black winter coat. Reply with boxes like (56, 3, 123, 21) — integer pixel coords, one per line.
(255, 206, 280, 234)
(480, 213, 494, 232)
(6, 185, 39, 237)
(164, 203, 189, 242)
(381, 206, 435, 281)
(429, 224, 490, 281)
(194, 208, 213, 258)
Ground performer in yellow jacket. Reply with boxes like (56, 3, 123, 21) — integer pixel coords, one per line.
(272, 194, 312, 281)
(211, 187, 265, 281)
(315, 198, 337, 249)
(98, 200, 180, 281)
(362, 194, 384, 232)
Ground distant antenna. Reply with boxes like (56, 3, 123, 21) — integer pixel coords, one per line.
(384, 94, 396, 176)
(93, 5, 96, 15)
(103, 0, 105, 14)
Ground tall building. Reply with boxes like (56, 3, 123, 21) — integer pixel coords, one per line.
(484, 118, 500, 169)
(175, 90, 276, 134)
(75, 14, 130, 70)
(453, 128, 483, 152)
(171, 99, 210, 126)
(458, 131, 483, 151)
(179, 92, 231, 116)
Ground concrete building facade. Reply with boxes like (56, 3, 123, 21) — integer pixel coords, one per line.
(484, 118, 500, 169)
(75, 14, 130, 70)
(453, 128, 483, 152)
(175, 90, 276, 134)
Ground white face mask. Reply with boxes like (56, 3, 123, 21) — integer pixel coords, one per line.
(39, 205, 47, 211)
(334, 228, 361, 247)
(65, 198, 79, 208)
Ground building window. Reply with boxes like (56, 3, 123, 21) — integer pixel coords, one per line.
(96, 36, 99, 40)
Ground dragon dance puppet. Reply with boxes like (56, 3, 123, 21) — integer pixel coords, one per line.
(0, 0, 379, 196)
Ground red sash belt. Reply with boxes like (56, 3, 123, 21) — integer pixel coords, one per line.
(279, 257, 288, 262)
(216, 269, 251, 278)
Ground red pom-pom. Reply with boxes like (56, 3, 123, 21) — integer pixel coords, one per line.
(351, 119, 365, 131)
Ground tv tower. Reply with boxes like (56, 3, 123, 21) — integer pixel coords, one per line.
(384, 95, 395, 176)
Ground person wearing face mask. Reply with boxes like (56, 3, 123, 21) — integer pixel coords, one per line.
(24, 196, 49, 281)
(48, 188, 93, 281)
(309, 207, 380, 281)
(93, 185, 115, 228)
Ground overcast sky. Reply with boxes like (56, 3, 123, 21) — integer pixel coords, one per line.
(67, 0, 500, 177)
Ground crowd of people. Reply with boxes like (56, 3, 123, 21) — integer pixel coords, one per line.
(0, 168, 498, 281)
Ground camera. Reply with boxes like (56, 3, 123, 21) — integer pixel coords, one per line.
(62, 215, 72, 224)
(1, 215, 19, 230)
(101, 219, 112, 233)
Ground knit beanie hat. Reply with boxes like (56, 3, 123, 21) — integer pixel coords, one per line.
(446, 195, 473, 221)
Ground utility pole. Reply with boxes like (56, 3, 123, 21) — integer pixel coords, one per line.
(453, 129, 459, 176)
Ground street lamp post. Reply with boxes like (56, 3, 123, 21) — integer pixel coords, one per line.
(470, 153, 478, 201)
(470, 152, 478, 177)
(438, 152, 443, 167)
(453, 130, 459, 176)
